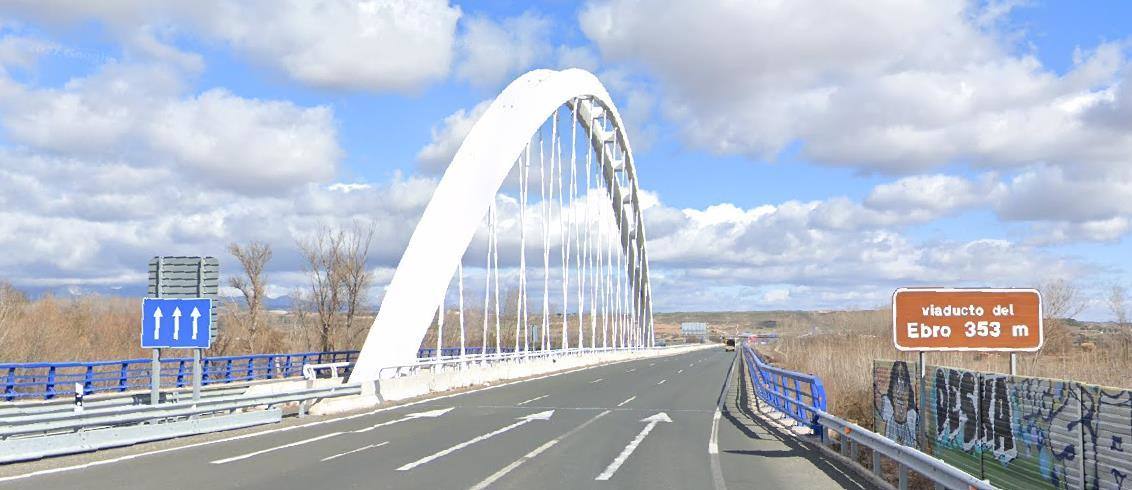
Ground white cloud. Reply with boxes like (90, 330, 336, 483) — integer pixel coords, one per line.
(0, 57, 340, 192)
(581, 0, 1132, 171)
(416, 99, 493, 174)
(3, 0, 463, 92)
(456, 11, 551, 88)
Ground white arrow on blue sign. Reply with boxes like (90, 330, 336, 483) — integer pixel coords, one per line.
(141, 298, 212, 349)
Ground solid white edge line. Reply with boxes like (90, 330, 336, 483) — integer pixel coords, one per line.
(211, 432, 344, 464)
(0, 347, 712, 483)
(708, 408, 721, 455)
(320, 441, 389, 462)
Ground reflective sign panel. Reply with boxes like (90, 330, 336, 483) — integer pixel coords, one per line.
(892, 288, 1043, 352)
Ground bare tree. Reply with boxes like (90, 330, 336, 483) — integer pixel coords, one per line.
(336, 221, 375, 346)
(298, 227, 345, 352)
(228, 241, 273, 352)
(1041, 278, 1086, 320)
(0, 281, 27, 353)
(1106, 284, 1128, 328)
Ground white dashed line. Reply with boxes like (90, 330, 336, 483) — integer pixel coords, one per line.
(321, 441, 389, 462)
(657, 379, 667, 385)
(591, 378, 604, 384)
(617, 396, 636, 407)
(517, 395, 549, 406)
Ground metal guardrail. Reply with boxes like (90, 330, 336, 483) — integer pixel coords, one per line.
(1, 351, 359, 400)
(742, 344, 826, 431)
(0, 383, 360, 463)
(740, 343, 994, 490)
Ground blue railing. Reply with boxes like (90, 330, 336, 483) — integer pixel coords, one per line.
(741, 342, 827, 432)
(1, 351, 359, 401)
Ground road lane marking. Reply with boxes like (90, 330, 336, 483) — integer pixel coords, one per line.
(516, 394, 548, 406)
(211, 432, 344, 464)
(469, 410, 611, 490)
(590, 378, 603, 383)
(678, 369, 684, 374)
(625, 368, 636, 373)
(708, 409, 721, 454)
(595, 412, 672, 481)
(657, 379, 667, 385)
(320, 441, 389, 462)
(649, 363, 655, 367)
(0, 350, 702, 484)
(396, 410, 555, 471)
(617, 396, 636, 407)
(353, 407, 453, 433)
(690, 363, 694, 367)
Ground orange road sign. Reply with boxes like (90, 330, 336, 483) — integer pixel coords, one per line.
(892, 288, 1043, 352)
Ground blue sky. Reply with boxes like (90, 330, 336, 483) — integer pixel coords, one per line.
(1, 1, 1131, 319)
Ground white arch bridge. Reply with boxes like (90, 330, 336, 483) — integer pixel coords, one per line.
(350, 68, 656, 383)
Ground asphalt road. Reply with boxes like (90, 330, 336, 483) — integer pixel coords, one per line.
(0, 349, 874, 489)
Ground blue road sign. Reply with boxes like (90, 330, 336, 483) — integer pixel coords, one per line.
(141, 298, 212, 349)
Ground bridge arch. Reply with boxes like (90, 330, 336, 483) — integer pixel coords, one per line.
(351, 69, 654, 382)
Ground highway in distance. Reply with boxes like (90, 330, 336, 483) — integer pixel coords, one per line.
(0, 349, 873, 489)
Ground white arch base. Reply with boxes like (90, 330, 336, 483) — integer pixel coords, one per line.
(349, 69, 654, 384)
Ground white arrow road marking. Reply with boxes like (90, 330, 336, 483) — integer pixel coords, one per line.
(516, 394, 548, 406)
(657, 379, 667, 385)
(172, 307, 182, 340)
(320, 441, 389, 462)
(617, 396, 636, 407)
(590, 378, 603, 384)
(470, 410, 611, 490)
(211, 432, 344, 464)
(152, 307, 163, 340)
(190, 307, 201, 340)
(353, 407, 454, 434)
(396, 410, 554, 471)
(595, 412, 672, 481)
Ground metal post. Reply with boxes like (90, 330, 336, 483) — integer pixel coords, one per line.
(150, 348, 161, 406)
(918, 351, 926, 378)
(1009, 352, 1017, 376)
(192, 349, 202, 402)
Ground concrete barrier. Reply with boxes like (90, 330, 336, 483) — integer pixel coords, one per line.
(311, 345, 715, 415)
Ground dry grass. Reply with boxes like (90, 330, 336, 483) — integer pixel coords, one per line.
(763, 309, 1132, 425)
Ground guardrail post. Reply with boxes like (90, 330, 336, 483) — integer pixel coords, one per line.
(117, 362, 129, 392)
(4, 367, 15, 401)
(872, 450, 882, 478)
(224, 359, 233, 383)
(83, 365, 94, 396)
(46, 366, 57, 400)
(898, 464, 908, 490)
(176, 360, 186, 388)
(266, 355, 275, 379)
(246, 357, 254, 382)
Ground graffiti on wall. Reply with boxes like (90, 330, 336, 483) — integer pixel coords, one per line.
(872, 361, 1125, 489)
(873, 360, 919, 447)
(1080, 386, 1132, 489)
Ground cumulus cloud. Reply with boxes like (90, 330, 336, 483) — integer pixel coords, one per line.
(580, 0, 1131, 171)
(3, 0, 463, 92)
(0, 58, 340, 192)
(416, 99, 493, 174)
(456, 11, 552, 88)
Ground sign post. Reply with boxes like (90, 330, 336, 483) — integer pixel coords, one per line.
(893, 288, 1043, 376)
(146, 257, 219, 404)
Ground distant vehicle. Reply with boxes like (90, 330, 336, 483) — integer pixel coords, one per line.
(724, 338, 735, 351)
